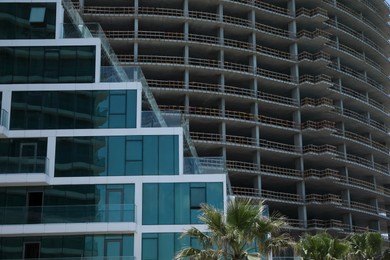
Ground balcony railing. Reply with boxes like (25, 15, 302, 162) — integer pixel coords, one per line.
(296, 7, 328, 18)
(0, 204, 135, 224)
(322, 0, 387, 40)
(329, 84, 386, 113)
(184, 157, 225, 174)
(0, 109, 9, 129)
(141, 111, 182, 127)
(325, 19, 386, 57)
(159, 105, 299, 129)
(226, 0, 290, 16)
(2, 257, 135, 260)
(0, 156, 49, 174)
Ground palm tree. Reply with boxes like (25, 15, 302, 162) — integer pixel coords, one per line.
(175, 198, 292, 260)
(347, 232, 383, 260)
(297, 232, 350, 260)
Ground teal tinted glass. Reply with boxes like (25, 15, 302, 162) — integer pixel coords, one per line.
(0, 3, 56, 39)
(0, 235, 134, 259)
(0, 46, 95, 84)
(10, 90, 136, 130)
(0, 138, 47, 174)
(0, 184, 135, 224)
(142, 182, 223, 225)
(141, 233, 195, 260)
(55, 135, 178, 177)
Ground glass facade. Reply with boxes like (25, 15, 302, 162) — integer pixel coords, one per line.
(142, 233, 191, 260)
(10, 90, 137, 130)
(0, 3, 56, 39)
(142, 182, 223, 225)
(0, 234, 134, 259)
(0, 138, 47, 173)
(0, 184, 135, 224)
(55, 135, 179, 177)
(0, 46, 96, 84)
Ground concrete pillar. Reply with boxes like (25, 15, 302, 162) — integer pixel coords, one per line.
(343, 213, 353, 232)
(341, 189, 350, 207)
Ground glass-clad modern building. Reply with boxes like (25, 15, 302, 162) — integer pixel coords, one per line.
(0, 1, 227, 259)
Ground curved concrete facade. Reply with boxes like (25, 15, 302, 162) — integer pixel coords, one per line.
(80, 0, 390, 235)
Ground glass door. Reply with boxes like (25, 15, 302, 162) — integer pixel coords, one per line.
(106, 189, 124, 222)
(27, 192, 43, 224)
(104, 239, 122, 259)
(19, 143, 37, 173)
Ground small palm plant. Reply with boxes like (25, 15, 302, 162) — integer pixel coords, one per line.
(347, 232, 383, 260)
(175, 198, 293, 260)
(297, 232, 350, 260)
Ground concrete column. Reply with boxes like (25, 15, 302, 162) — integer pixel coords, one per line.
(287, 0, 296, 17)
(343, 213, 353, 232)
(369, 220, 380, 232)
(296, 157, 307, 228)
(254, 175, 262, 197)
(338, 143, 347, 159)
(341, 189, 350, 207)
(183, 0, 188, 17)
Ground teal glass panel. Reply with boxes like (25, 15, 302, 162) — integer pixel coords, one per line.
(126, 90, 137, 128)
(0, 138, 47, 174)
(174, 183, 190, 224)
(142, 184, 158, 224)
(29, 47, 44, 82)
(105, 240, 121, 257)
(207, 183, 224, 210)
(190, 187, 206, 209)
(44, 48, 60, 83)
(191, 208, 201, 224)
(158, 183, 174, 224)
(158, 135, 176, 174)
(107, 136, 125, 176)
(175, 232, 190, 252)
(108, 114, 125, 128)
(0, 46, 95, 84)
(14, 47, 29, 83)
(0, 237, 23, 259)
(143, 136, 158, 175)
(0, 48, 13, 83)
(62, 236, 85, 257)
(158, 233, 175, 260)
(126, 161, 142, 176)
(110, 95, 126, 114)
(0, 3, 56, 39)
(10, 90, 137, 130)
(40, 236, 62, 258)
(126, 140, 142, 161)
(0, 235, 134, 259)
(142, 237, 158, 260)
(29, 7, 45, 23)
(123, 235, 134, 257)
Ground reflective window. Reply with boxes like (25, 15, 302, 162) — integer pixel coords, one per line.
(0, 46, 96, 84)
(55, 135, 178, 177)
(0, 235, 134, 259)
(0, 184, 135, 224)
(142, 182, 223, 225)
(29, 7, 46, 23)
(10, 90, 136, 130)
(0, 138, 47, 174)
(0, 3, 56, 39)
(142, 233, 192, 260)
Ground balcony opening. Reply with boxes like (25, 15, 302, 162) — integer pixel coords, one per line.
(23, 242, 40, 259)
(27, 191, 43, 224)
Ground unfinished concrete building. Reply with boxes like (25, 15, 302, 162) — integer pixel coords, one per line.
(77, 0, 390, 235)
